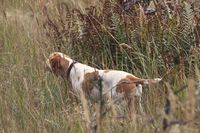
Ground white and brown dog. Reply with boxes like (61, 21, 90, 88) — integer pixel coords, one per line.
(46, 52, 161, 114)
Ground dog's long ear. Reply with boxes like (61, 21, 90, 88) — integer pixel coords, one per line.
(49, 55, 61, 76)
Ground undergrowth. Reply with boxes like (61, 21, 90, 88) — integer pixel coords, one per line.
(0, 0, 200, 133)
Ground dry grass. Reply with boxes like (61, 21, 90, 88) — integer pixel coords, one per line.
(0, 0, 200, 133)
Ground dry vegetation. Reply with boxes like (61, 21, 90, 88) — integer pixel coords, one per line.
(0, 0, 200, 133)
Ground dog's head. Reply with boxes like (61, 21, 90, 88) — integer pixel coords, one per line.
(46, 52, 72, 77)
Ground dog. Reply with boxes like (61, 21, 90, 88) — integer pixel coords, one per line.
(46, 52, 161, 115)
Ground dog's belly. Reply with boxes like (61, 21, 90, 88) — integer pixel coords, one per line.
(89, 85, 125, 104)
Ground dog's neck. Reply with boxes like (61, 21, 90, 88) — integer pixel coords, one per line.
(66, 61, 77, 81)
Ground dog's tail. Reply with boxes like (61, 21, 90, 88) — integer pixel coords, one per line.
(133, 78, 162, 85)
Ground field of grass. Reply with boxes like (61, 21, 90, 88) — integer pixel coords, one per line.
(0, 0, 200, 133)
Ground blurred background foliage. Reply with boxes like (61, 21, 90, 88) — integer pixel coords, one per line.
(0, 0, 200, 132)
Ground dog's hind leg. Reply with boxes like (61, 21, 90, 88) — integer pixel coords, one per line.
(136, 84, 144, 115)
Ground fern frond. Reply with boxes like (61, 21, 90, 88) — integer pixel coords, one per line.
(182, 1, 195, 35)
(178, 1, 195, 51)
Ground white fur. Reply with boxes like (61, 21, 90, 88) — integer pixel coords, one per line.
(69, 64, 132, 101)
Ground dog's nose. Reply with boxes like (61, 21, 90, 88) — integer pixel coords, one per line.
(45, 59, 51, 72)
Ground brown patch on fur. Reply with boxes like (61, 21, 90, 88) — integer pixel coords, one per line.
(82, 71, 99, 96)
(116, 77, 137, 93)
(49, 54, 69, 77)
(126, 75, 145, 84)
(116, 75, 144, 93)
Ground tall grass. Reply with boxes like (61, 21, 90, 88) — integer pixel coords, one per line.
(0, 0, 200, 132)
(0, 1, 86, 132)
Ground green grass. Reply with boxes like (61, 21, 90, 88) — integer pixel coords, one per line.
(0, 5, 85, 132)
(0, 22, 85, 132)
(0, 0, 200, 133)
